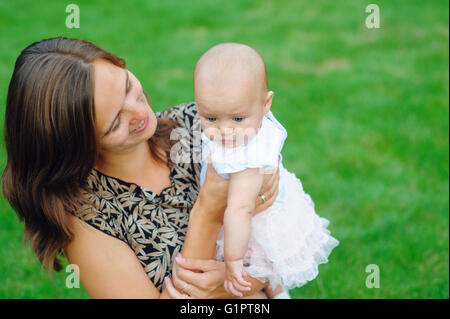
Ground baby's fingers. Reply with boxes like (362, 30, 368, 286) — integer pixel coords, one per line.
(224, 280, 230, 295)
(224, 280, 242, 298)
(228, 281, 244, 298)
(231, 277, 251, 292)
(235, 269, 252, 288)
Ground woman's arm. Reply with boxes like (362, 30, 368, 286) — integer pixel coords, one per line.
(168, 165, 280, 299)
(65, 215, 161, 298)
(180, 165, 228, 259)
(66, 214, 184, 299)
(64, 165, 274, 299)
(224, 168, 264, 262)
(63, 158, 230, 298)
(181, 164, 275, 260)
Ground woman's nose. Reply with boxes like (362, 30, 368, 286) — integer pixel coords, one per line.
(125, 105, 147, 125)
(129, 117, 141, 126)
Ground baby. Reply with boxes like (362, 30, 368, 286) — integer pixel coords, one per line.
(194, 43, 339, 298)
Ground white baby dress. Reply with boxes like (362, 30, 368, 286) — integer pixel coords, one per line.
(200, 111, 339, 290)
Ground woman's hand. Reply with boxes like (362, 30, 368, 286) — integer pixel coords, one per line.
(165, 254, 226, 299)
(253, 167, 280, 215)
(164, 254, 267, 299)
(172, 162, 280, 299)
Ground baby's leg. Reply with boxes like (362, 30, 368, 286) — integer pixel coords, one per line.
(238, 285, 288, 299)
(241, 291, 268, 299)
(263, 285, 283, 298)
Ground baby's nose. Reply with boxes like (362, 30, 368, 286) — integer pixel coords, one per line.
(220, 126, 233, 137)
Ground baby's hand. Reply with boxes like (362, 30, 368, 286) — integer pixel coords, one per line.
(224, 259, 252, 297)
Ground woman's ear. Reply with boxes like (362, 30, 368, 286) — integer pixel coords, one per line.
(263, 91, 274, 115)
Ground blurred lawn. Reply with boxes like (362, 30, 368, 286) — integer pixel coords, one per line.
(0, 0, 448, 298)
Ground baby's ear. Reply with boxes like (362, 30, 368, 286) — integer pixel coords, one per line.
(263, 91, 274, 114)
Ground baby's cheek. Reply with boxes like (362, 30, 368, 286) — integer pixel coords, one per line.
(200, 121, 209, 133)
(203, 126, 221, 141)
(236, 126, 257, 140)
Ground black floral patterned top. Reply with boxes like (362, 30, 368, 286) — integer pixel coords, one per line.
(72, 102, 202, 291)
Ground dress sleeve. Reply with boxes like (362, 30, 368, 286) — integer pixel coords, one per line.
(211, 112, 287, 175)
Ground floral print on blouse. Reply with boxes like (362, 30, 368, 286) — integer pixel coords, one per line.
(71, 102, 202, 291)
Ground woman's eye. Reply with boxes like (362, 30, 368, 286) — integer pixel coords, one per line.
(207, 117, 216, 122)
(112, 114, 121, 131)
(233, 117, 244, 122)
(127, 73, 133, 93)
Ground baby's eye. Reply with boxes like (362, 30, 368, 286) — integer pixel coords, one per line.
(233, 117, 244, 122)
(206, 117, 216, 122)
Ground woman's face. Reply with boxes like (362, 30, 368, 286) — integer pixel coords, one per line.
(92, 58, 157, 155)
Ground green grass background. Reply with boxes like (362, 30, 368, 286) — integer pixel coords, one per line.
(0, 0, 448, 298)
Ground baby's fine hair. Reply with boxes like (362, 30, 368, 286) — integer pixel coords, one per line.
(194, 42, 268, 92)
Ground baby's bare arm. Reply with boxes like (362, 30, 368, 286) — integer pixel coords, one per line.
(224, 168, 264, 262)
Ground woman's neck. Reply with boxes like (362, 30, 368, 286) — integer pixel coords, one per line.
(94, 141, 162, 182)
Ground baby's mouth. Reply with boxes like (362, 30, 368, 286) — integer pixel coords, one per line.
(221, 138, 236, 146)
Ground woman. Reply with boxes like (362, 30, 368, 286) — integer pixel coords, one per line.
(1, 37, 279, 298)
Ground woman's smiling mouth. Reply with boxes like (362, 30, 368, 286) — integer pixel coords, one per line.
(130, 114, 149, 134)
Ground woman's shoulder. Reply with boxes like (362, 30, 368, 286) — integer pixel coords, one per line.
(156, 102, 198, 127)
(67, 170, 128, 242)
(68, 199, 123, 242)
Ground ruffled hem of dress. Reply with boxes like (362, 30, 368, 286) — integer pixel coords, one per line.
(216, 167, 339, 290)
(249, 216, 339, 290)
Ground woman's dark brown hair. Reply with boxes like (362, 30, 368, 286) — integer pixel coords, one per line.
(1, 37, 178, 272)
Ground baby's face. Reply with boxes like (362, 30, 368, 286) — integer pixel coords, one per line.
(196, 83, 267, 148)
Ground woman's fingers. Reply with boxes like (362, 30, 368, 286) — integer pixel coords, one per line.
(254, 186, 279, 215)
(260, 167, 279, 195)
(264, 186, 279, 207)
(175, 261, 203, 285)
(172, 257, 197, 296)
(265, 167, 279, 200)
(232, 279, 251, 292)
(172, 273, 203, 298)
(172, 261, 188, 290)
(253, 167, 280, 215)
(173, 254, 224, 298)
(268, 168, 280, 197)
(173, 261, 201, 292)
(164, 277, 191, 299)
(176, 254, 218, 272)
